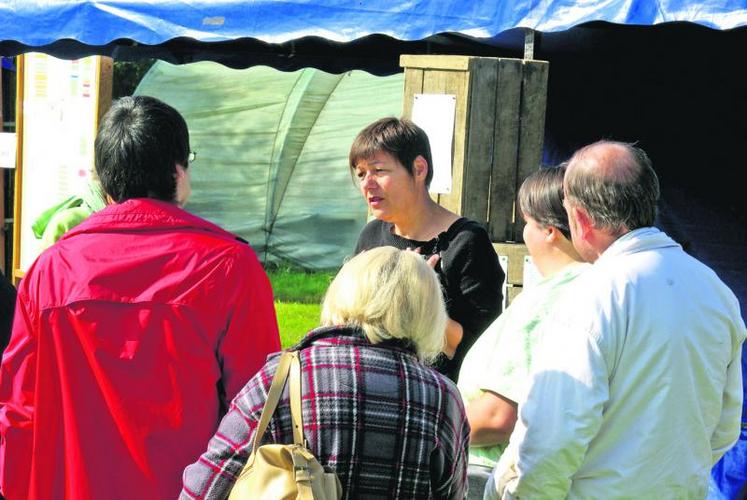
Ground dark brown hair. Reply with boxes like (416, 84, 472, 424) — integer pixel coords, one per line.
(349, 117, 434, 188)
(518, 165, 571, 240)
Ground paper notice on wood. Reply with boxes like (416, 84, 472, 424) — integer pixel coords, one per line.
(523, 255, 542, 291)
(411, 93, 455, 194)
(0, 133, 17, 169)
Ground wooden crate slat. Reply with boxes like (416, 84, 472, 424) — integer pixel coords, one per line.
(400, 55, 473, 71)
(460, 59, 498, 225)
(421, 68, 467, 214)
(488, 59, 523, 242)
(402, 67, 424, 118)
(514, 60, 550, 238)
(493, 242, 528, 285)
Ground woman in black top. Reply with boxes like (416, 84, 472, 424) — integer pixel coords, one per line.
(350, 117, 504, 381)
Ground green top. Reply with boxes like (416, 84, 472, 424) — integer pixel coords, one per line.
(32, 180, 107, 250)
(457, 262, 589, 468)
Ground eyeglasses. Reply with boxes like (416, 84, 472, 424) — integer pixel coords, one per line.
(188, 151, 197, 164)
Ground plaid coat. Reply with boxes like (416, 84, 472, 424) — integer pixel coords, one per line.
(181, 325, 470, 499)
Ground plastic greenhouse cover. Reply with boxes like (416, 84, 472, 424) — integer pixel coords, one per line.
(135, 61, 402, 270)
(1, 0, 746, 47)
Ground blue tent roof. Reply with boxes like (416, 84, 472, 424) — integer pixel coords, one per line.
(1, 0, 745, 47)
(2, 1, 746, 74)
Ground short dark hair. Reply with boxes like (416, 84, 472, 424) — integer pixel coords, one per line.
(518, 165, 571, 239)
(95, 96, 190, 203)
(565, 140, 659, 233)
(349, 117, 434, 188)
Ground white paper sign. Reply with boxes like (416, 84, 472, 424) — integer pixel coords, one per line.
(498, 254, 509, 310)
(411, 93, 455, 194)
(0, 133, 17, 169)
(522, 255, 542, 290)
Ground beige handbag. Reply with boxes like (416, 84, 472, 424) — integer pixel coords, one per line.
(228, 351, 343, 500)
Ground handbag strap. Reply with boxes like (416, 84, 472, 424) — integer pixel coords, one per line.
(251, 351, 294, 453)
(288, 351, 305, 446)
(250, 351, 307, 453)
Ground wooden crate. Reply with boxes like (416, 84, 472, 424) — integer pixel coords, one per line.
(400, 55, 548, 243)
(494, 242, 529, 307)
(493, 242, 529, 286)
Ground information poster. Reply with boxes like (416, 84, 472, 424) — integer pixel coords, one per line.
(18, 53, 101, 272)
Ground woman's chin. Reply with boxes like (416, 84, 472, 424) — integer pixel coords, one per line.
(372, 211, 398, 224)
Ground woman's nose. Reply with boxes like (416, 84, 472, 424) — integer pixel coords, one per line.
(361, 173, 377, 188)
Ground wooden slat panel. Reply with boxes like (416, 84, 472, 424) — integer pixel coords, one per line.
(507, 285, 523, 306)
(488, 59, 522, 242)
(514, 60, 549, 240)
(402, 67, 424, 119)
(493, 242, 528, 285)
(459, 58, 497, 225)
(96, 57, 114, 124)
(400, 55, 473, 71)
(443, 70, 470, 216)
(422, 69, 465, 214)
(421, 69, 450, 94)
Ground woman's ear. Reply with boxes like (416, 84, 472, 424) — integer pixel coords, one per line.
(412, 155, 429, 183)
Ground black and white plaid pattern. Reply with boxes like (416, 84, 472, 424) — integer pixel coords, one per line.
(181, 326, 470, 499)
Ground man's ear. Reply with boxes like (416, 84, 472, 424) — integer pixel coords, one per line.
(175, 163, 187, 180)
(572, 205, 594, 240)
(412, 155, 429, 184)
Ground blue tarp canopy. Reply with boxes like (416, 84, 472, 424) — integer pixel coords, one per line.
(1, 1, 747, 72)
(1, 0, 745, 45)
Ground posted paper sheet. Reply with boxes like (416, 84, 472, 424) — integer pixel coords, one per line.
(411, 93, 456, 194)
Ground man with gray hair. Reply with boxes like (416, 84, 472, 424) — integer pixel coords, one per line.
(487, 140, 746, 498)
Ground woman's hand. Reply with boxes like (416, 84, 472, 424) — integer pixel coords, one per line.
(443, 317, 463, 359)
(407, 246, 441, 269)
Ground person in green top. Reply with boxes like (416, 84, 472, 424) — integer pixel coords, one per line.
(457, 165, 589, 499)
(32, 171, 108, 250)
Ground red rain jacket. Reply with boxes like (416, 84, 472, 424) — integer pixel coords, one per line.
(0, 198, 280, 499)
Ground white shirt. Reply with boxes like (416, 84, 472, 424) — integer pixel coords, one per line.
(487, 228, 746, 499)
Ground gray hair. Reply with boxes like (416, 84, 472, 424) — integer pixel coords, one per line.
(565, 140, 659, 233)
(320, 246, 446, 362)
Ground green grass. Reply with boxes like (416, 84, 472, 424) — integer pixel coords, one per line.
(265, 264, 337, 348)
(274, 302, 322, 348)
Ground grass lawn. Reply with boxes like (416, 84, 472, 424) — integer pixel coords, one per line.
(265, 265, 336, 348)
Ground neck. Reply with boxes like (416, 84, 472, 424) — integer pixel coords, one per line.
(535, 242, 584, 277)
(391, 194, 454, 241)
(589, 227, 631, 262)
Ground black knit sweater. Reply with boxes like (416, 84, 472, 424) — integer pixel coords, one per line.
(354, 217, 504, 381)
